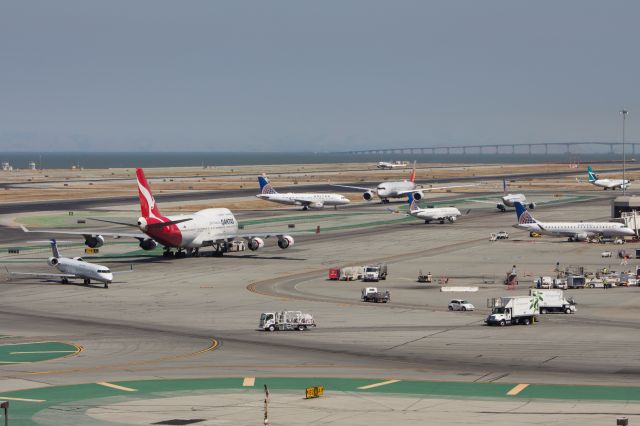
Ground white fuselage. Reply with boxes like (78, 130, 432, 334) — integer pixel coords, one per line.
(516, 221, 635, 239)
(159, 208, 239, 249)
(377, 162, 408, 169)
(377, 181, 417, 199)
(591, 178, 629, 190)
(55, 258, 113, 283)
(502, 193, 527, 207)
(256, 192, 350, 208)
(410, 207, 461, 223)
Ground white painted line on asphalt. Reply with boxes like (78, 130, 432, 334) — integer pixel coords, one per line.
(96, 382, 137, 392)
(507, 383, 529, 396)
(357, 379, 401, 390)
(243, 377, 256, 387)
(0, 396, 45, 402)
(10, 351, 76, 354)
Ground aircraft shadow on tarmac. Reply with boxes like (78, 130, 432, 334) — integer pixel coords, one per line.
(1, 279, 124, 289)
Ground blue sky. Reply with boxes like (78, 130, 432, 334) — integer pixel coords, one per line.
(0, 1, 638, 152)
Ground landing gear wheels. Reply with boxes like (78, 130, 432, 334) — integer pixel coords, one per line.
(424, 220, 430, 224)
(104, 282, 109, 289)
(302, 205, 309, 211)
(162, 248, 174, 257)
(83, 278, 90, 286)
(382, 199, 390, 204)
(440, 220, 445, 224)
(175, 250, 186, 258)
(61, 278, 69, 284)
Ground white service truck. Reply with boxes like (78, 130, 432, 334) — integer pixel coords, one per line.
(485, 296, 537, 326)
(529, 289, 576, 314)
(363, 263, 388, 282)
(259, 311, 316, 331)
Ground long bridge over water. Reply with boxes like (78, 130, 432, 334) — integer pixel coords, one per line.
(341, 141, 640, 155)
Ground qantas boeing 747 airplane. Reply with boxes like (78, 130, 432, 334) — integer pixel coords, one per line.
(23, 169, 301, 257)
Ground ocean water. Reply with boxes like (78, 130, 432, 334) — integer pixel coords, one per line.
(0, 152, 630, 169)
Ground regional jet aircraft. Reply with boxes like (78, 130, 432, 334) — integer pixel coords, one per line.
(514, 202, 634, 241)
(405, 193, 462, 224)
(587, 166, 630, 190)
(23, 169, 301, 257)
(9, 239, 115, 288)
(256, 175, 350, 210)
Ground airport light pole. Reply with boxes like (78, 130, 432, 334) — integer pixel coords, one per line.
(621, 109, 629, 195)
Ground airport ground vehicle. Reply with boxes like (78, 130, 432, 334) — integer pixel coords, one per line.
(485, 296, 537, 326)
(417, 270, 433, 283)
(259, 311, 316, 331)
(448, 299, 475, 311)
(529, 289, 576, 314)
(363, 263, 388, 282)
(340, 266, 365, 281)
(496, 231, 509, 239)
(361, 287, 391, 303)
(328, 268, 340, 280)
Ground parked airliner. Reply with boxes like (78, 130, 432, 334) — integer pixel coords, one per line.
(256, 175, 350, 210)
(587, 166, 630, 190)
(23, 169, 300, 257)
(9, 240, 115, 288)
(514, 202, 634, 241)
(406, 193, 462, 224)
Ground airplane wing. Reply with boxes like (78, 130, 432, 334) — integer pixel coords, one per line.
(9, 272, 77, 280)
(20, 225, 147, 240)
(330, 184, 376, 193)
(232, 229, 316, 239)
(468, 199, 497, 204)
(395, 184, 477, 196)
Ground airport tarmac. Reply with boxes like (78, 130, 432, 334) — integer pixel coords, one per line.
(0, 185, 639, 424)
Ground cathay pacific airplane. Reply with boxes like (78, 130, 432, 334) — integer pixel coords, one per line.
(514, 202, 634, 241)
(332, 163, 473, 203)
(587, 166, 630, 190)
(256, 175, 350, 210)
(22, 169, 301, 257)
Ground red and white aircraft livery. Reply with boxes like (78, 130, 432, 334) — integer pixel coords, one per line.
(23, 169, 297, 257)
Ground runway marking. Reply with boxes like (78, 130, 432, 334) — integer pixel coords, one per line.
(0, 361, 30, 364)
(357, 379, 401, 390)
(97, 382, 137, 392)
(507, 383, 529, 396)
(28, 338, 219, 375)
(0, 396, 45, 402)
(10, 350, 77, 354)
(242, 377, 255, 387)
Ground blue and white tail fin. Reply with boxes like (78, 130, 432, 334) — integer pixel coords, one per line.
(50, 239, 60, 258)
(587, 166, 598, 183)
(407, 193, 420, 212)
(514, 202, 537, 225)
(258, 174, 278, 194)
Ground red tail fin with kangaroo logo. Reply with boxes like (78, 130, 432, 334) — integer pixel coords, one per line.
(136, 168, 162, 218)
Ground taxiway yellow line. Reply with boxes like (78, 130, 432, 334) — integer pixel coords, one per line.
(507, 383, 529, 396)
(357, 379, 401, 390)
(96, 382, 137, 392)
(0, 396, 45, 402)
(0, 361, 30, 364)
(242, 377, 256, 387)
(10, 351, 77, 354)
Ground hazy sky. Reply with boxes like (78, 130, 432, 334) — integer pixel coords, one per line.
(1, 1, 638, 152)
